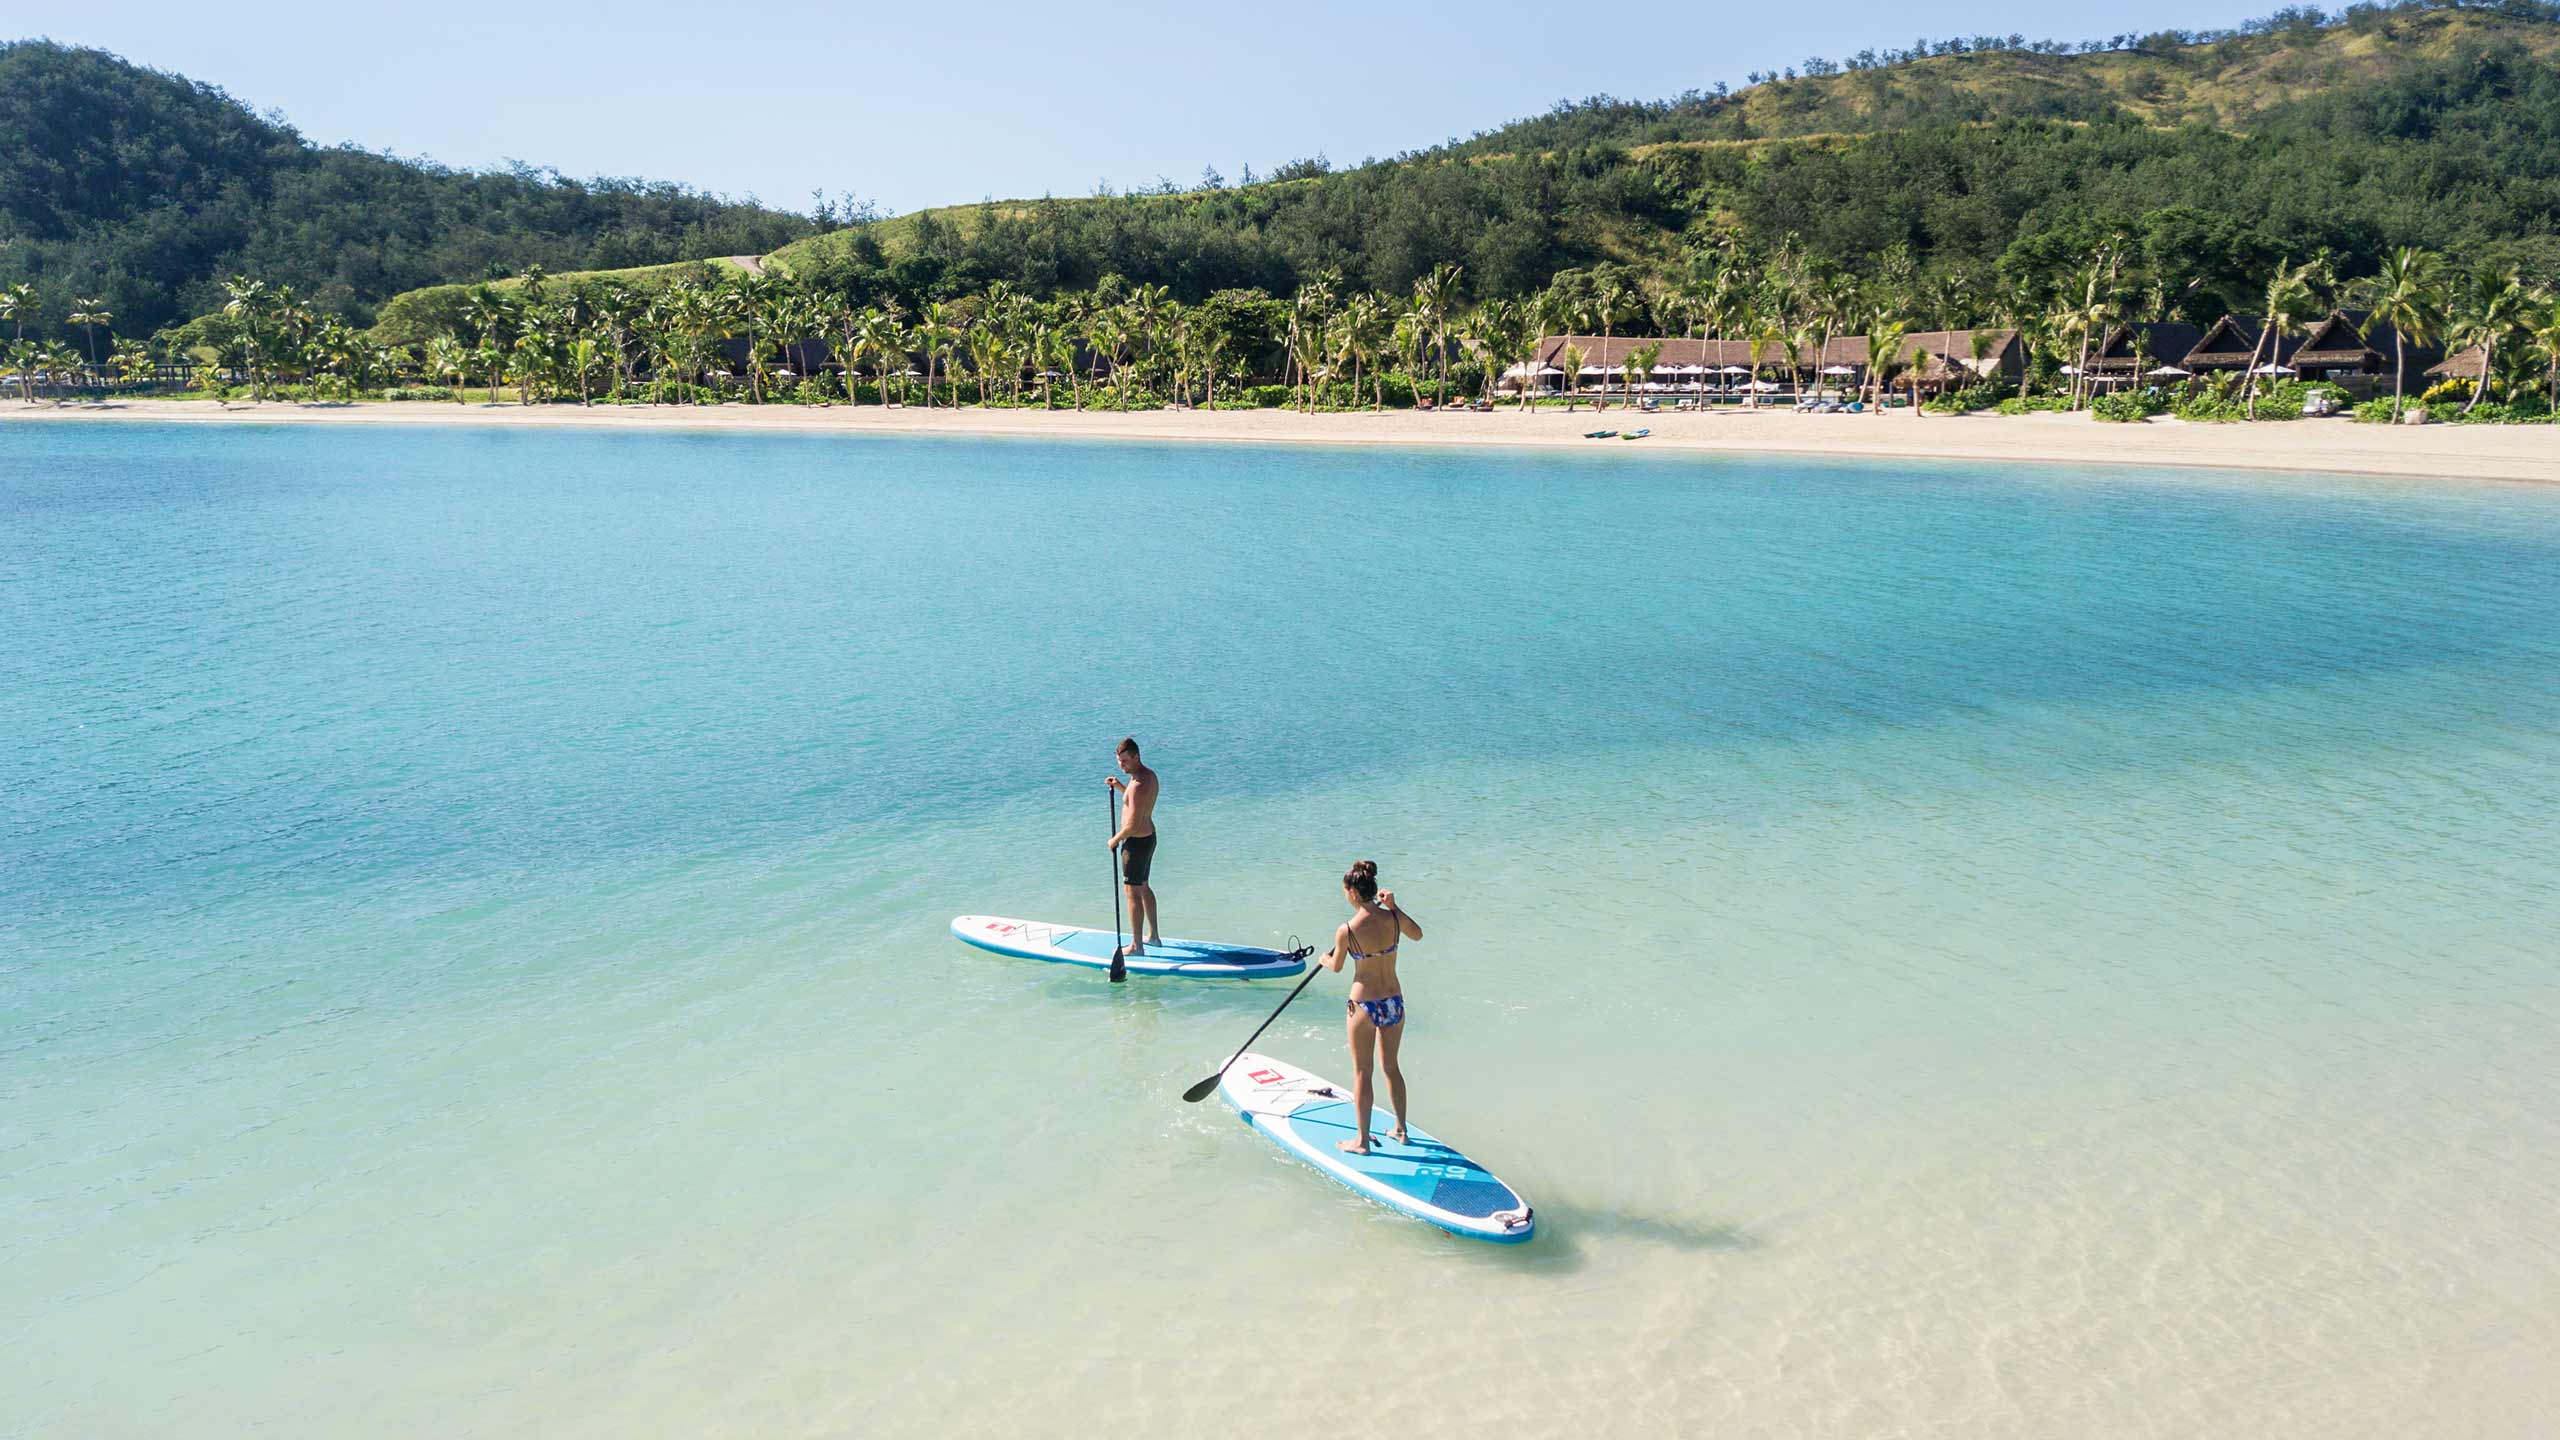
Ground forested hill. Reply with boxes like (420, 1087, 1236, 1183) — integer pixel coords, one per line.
(0, 40, 819, 335)
(765, 1, 2560, 323)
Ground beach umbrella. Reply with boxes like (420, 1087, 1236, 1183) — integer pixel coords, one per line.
(2252, 363, 2296, 376)
(2147, 365, 2192, 379)
(901, 368, 924, 377)
(1720, 364, 1751, 375)
(1821, 365, 1856, 376)
(2059, 365, 2080, 376)
(1749, 380, 1780, 392)
(1537, 365, 1564, 375)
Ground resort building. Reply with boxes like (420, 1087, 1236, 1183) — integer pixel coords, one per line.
(2179, 312, 2433, 396)
(1513, 331, 2023, 397)
(2426, 345, 2492, 385)
(2076, 323, 2205, 388)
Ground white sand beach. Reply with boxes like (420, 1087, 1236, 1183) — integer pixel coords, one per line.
(6, 397, 2553, 485)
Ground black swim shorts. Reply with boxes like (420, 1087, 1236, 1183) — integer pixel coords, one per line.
(1120, 831, 1158, 886)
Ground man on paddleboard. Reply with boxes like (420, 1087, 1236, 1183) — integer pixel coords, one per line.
(1107, 738, 1161, 955)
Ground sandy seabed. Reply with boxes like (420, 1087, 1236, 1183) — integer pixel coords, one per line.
(5, 396, 2554, 484)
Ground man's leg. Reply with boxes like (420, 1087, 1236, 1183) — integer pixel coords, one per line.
(1136, 883, 1160, 946)
(1123, 881, 1146, 954)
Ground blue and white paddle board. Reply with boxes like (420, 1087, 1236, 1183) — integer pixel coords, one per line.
(1220, 1050, 1535, 1243)
(950, 916, 1306, 980)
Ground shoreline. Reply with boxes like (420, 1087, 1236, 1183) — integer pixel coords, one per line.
(7, 396, 2554, 484)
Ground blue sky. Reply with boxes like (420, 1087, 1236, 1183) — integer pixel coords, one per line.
(36, 0, 2282, 215)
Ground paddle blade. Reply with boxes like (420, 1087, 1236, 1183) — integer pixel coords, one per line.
(1182, 1075, 1221, 1103)
(1109, 947, 1127, 984)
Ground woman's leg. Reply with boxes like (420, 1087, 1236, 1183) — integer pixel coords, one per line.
(1340, 1006, 1377, 1154)
(1379, 1011, 1408, 1144)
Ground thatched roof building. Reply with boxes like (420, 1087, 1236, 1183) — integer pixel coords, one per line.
(2426, 345, 2491, 381)
(2081, 323, 2205, 382)
(1526, 330, 2023, 382)
(2288, 311, 2424, 380)
(2183, 315, 2273, 373)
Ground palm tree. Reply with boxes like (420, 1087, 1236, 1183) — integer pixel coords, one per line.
(67, 297, 112, 367)
(2529, 290, 2560, 412)
(2058, 266, 2118, 411)
(6, 339, 37, 405)
(967, 325, 1005, 406)
(1467, 299, 1530, 410)
(1784, 322, 1818, 406)
(220, 276, 272, 402)
(1338, 293, 1390, 410)
(110, 337, 154, 390)
(1290, 307, 1335, 413)
(0, 281, 34, 344)
(2447, 269, 2529, 416)
(36, 340, 82, 405)
(511, 319, 551, 405)
(566, 336, 602, 406)
(1041, 323, 1078, 411)
(2241, 258, 2321, 417)
(1591, 274, 1631, 408)
(1627, 340, 1663, 406)
(2062, 246, 2126, 409)
(1559, 342, 1586, 404)
(1413, 263, 1465, 407)
(1863, 317, 1912, 413)
(425, 336, 470, 404)
(1745, 313, 1782, 409)
(2, 282, 38, 400)
(2353, 247, 2445, 422)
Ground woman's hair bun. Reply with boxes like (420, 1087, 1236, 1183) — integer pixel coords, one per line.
(1344, 859, 1380, 898)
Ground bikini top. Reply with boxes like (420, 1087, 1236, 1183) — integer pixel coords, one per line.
(1345, 906, 1400, 963)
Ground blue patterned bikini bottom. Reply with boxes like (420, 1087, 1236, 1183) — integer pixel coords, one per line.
(1348, 995, 1405, 1028)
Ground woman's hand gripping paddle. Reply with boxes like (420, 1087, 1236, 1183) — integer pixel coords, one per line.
(1182, 942, 1319, 1102)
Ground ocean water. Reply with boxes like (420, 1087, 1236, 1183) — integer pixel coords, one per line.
(4, 421, 2556, 1438)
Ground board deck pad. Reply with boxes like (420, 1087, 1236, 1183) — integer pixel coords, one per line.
(949, 916, 1306, 980)
(1221, 1050, 1534, 1243)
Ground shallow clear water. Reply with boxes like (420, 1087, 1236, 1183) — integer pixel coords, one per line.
(5, 422, 2557, 1438)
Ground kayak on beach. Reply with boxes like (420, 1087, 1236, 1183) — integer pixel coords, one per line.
(1221, 1049, 1535, 1243)
(950, 915, 1308, 979)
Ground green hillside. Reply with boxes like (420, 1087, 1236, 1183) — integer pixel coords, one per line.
(754, 2, 2560, 316)
(367, 259, 757, 345)
(0, 40, 818, 337)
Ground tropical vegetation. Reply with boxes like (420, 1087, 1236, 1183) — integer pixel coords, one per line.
(10, 2, 2560, 421)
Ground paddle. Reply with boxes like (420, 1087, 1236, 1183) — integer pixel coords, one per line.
(1182, 947, 1321, 1102)
(1106, 785, 1127, 984)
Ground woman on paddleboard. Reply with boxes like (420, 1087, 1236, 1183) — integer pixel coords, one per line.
(1315, 860, 1424, 1155)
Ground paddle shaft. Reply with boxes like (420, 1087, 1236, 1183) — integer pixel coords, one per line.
(1106, 786, 1126, 983)
(1184, 960, 1322, 1102)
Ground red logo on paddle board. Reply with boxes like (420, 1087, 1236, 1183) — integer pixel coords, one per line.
(1247, 1069, 1284, 1085)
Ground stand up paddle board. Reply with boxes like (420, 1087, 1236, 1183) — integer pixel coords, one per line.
(1220, 1050, 1535, 1243)
(950, 916, 1307, 980)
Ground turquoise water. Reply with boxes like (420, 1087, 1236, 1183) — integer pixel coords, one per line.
(6, 422, 2558, 1437)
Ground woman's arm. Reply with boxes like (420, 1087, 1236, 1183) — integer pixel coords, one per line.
(1379, 890, 1422, 942)
(1316, 923, 1349, 973)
